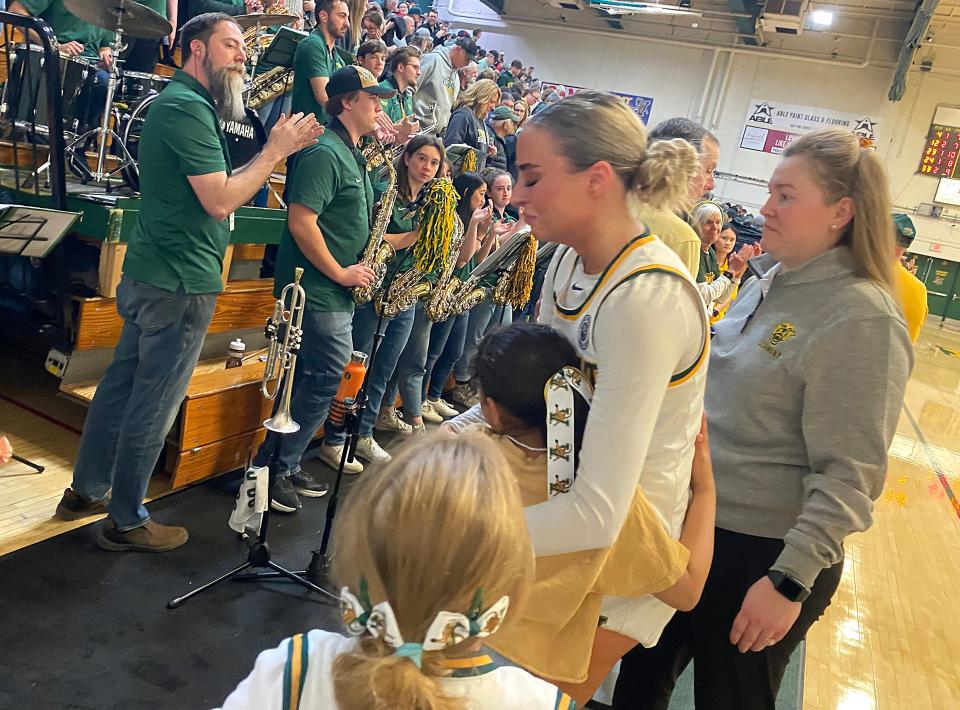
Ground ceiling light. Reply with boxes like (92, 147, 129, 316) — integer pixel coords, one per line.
(810, 10, 833, 26)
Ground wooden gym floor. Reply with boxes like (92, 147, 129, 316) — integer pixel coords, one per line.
(1, 324, 959, 708)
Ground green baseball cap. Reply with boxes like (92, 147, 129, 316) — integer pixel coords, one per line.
(892, 213, 916, 248)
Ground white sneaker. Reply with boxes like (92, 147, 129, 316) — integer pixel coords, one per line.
(431, 397, 459, 418)
(355, 436, 392, 464)
(318, 443, 364, 474)
(375, 408, 413, 435)
(450, 383, 480, 409)
(421, 400, 444, 424)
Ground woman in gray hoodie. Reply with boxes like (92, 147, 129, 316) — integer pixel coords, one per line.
(615, 128, 913, 709)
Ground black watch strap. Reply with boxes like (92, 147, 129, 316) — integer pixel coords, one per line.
(722, 270, 736, 281)
(766, 570, 811, 603)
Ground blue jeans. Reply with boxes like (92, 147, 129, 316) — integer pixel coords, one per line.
(326, 301, 415, 443)
(383, 301, 433, 418)
(426, 312, 469, 401)
(453, 300, 514, 382)
(253, 308, 353, 476)
(71, 278, 217, 531)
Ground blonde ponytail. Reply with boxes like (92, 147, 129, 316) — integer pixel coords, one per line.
(332, 637, 460, 710)
(783, 129, 896, 293)
(329, 434, 534, 710)
(631, 137, 699, 212)
(528, 91, 698, 217)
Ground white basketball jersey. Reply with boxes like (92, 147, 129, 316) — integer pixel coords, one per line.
(539, 233, 709, 646)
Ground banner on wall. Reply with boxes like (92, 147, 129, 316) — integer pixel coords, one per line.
(541, 82, 654, 125)
(739, 99, 879, 155)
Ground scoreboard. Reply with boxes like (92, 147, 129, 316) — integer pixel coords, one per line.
(919, 124, 960, 178)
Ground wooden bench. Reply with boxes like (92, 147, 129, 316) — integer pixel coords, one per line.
(164, 359, 273, 489)
(73, 278, 276, 351)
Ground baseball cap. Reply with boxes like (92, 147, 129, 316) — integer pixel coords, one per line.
(414, 26, 432, 38)
(892, 213, 916, 248)
(326, 66, 397, 100)
(491, 105, 520, 122)
(408, 6, 422, 15)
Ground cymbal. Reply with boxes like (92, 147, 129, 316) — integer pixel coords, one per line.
(234, 13, 301, 30)
(63, 0, 173, 39)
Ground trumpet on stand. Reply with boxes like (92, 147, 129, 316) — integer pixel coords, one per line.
(167, 268, 337, 609)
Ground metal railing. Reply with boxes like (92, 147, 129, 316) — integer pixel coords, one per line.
(0, 11, 68, 211)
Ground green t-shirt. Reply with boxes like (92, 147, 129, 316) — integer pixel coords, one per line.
(290, 30, 347, 125)
(139, 0, 168, 16)
(20, 0, 114, 60)
(497, 70, 515, 88)
(123, 71, 232, 294)
(188, 0, 245, 21)
(275, 124, 374, 312)
(697, 245, 720, 284)
(380, 77, 414, 123)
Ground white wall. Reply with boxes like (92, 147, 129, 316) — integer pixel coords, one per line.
(442, 0, 960, 261)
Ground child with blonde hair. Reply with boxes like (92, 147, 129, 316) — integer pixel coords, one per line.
(219, 434, 576, 710)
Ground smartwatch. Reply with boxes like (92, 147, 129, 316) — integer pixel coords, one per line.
(722, 270, 736, 281)
(766, 570, 811, 603)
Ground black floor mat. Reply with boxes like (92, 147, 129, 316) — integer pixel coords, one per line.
(0, 456, 357, 710)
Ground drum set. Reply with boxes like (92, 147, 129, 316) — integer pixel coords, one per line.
(1, 0, 298, 193)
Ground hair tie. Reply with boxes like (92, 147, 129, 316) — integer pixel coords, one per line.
(340, 580, 510, 663)
(394, 642, 424, 669)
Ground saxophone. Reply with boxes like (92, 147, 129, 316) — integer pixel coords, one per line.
(353, 141, 398, 305)
(248, 66, 292, 110)
(244, 2, 298, 109)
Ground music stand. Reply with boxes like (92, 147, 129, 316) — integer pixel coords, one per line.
(261, 26, 308, 70)
(0, 204, 81, 258)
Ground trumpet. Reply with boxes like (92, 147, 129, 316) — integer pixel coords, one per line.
(261, 267, 306, 434)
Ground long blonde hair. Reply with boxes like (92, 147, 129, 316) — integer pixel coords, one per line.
(330, 433, 534, 710)
(453, 79, 500, 120)
(528, 91, 699, 215)
(783, 128, 895, 292)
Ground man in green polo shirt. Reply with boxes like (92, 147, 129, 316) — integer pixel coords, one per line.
(54, 13, 321, 552)
(252, 65, 396, 512)
(291, 0, 351, 125)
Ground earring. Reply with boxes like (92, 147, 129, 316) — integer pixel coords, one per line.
(831, 224, 837, 230)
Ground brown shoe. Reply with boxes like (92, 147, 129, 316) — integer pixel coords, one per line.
(96, 519, 189, 553)
(55, 488, 110, 521)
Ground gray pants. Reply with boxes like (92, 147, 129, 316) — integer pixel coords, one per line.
(72, 277, 217, 531)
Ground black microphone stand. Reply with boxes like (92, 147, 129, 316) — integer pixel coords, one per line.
(167, 270, 337, 609)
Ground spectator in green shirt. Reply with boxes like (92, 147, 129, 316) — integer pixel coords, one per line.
(54, 13, 320, 552)
(497, 59, 522, 88)
(251, 65, 397, 511)
(291, 0, 351, 126)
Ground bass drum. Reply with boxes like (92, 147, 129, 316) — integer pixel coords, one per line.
(122, 94, 266, 193)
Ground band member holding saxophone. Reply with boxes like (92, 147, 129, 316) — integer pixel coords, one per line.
(252, 65, 396, 513)
(323, 135, 447, 461)
(53, 14, 321, 552)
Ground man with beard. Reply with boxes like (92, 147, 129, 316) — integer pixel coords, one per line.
(53, 13, 322, 552)
(250, 66, 395, 510)
(292, 0, 351, 125)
